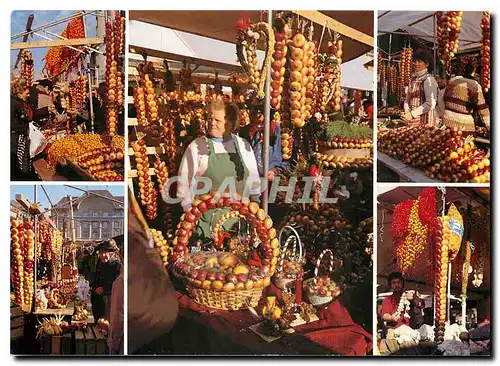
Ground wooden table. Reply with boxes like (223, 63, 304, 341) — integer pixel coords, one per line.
(133, 291, 372, 356)
(72, 316, 95, 325)
(65, 159, 97, 181)
(35, 302, 75, 317)
(32, 158, 67, 181)
(377, 153, 442, 183)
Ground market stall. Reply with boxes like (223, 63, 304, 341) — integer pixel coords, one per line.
(10, 185, 122, 355)
(376, 186, 490, 356)
(10, 11, 126, 181)
(376, 11, 491, 183)
(127, 10, 374, 355)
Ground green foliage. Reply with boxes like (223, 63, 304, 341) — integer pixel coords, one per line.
(321, 121, 373, 139)
(318, 53, 340, 70)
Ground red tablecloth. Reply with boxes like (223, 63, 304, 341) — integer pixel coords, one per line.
(174, 284, 372, 355)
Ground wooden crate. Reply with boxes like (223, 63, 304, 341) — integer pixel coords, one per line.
(40, 333, 72, 355)
(10, 304, 24, 341)
(74, 327, 108, 355)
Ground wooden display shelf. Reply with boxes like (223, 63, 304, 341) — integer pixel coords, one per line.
(32, 158, 68, 181)
(72, 315, 95, 325)
(10, 304, 24, 341)
(128, 167, 156, 178)
(128, 89, 162, 182)
(35, 301, 75, 316)
(11, 37, 103, 50)
(65, 159, 97, 181)
(378, 152, 442, 183)
(319, 148, 371, 159)
(127, 145, 166, 155)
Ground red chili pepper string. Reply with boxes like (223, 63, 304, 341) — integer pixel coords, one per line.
(418, 187, 438, 233)
(390, 200, 413, 239)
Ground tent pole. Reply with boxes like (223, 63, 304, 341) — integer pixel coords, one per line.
(388, 33, 392, 63)
(408, 12, 437, 27)
(462, 295, 467, 328)
(11, 11, 98, 40)
(33, 186, 38, 311)
(378, 11, 391, 19)
(433, 291, 436, 329)
(87, 61, 95, 133)
(447, 262, 452, 324)
(433, 13, 437, 75)
(262, 10, 272, 214)
(377, 30, 479, 44)
(387, 33, 392, 95)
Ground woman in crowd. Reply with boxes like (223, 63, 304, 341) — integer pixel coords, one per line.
(239, 109, 285, 181)
(90, 239, 121, 321)
(362, 99, 374, 121)
(173, 99, 260, 241)
(401, 49, 439, 126)
(11, 76, 35, 180)
(441, 59, 490, 134)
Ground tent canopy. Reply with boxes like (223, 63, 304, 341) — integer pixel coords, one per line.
(377, 186, 490, 293)
(129, 10, 373, 63)
(378, 11, 484, 53)
(130, 20, 373, 91)
(341, 54, 374, 91)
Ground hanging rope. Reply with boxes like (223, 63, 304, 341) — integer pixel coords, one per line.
(317, 20, 327, 56)
(379, 208, 385, 246)
(438, 186, 446, 216)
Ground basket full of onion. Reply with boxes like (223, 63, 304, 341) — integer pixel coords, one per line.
(303, 249, 342, 307)
(273, 226, 305, 289)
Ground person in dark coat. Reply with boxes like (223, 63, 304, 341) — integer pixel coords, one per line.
(90, 239, 121, 321)
(28, 79, 54, 124)
(11, 77, 36, 180)
(127, 188, 178, 354)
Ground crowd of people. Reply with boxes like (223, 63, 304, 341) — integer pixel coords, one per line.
(398, 49, 490, 134)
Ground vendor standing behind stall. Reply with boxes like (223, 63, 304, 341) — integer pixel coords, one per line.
(91, 240, 121, 321)
(401, 49, 439, 126)
(380, 272, 424, 331)
(174, 100, 260, 241)
(11, 77, 34, 180)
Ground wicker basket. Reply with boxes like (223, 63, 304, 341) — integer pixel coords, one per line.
(187, 286, 264, 311)
(172, 195, 280, 311)
(273, 226, 304, 290)
(304, 249, 340, 307)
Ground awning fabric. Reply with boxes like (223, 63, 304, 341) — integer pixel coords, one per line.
(130, 20, 374, 91)
(378, 11, 484, 51)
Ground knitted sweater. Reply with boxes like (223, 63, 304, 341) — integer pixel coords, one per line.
(442, 76, 490, 131)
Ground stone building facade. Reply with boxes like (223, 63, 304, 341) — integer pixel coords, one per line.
(51, 190, 124, 244)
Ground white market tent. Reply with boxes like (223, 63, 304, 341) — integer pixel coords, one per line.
(378, 11, 484, 51)
(377, 186, 490, 294)
(129, 20, 373, 91)
(341, 54, 374, 91)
